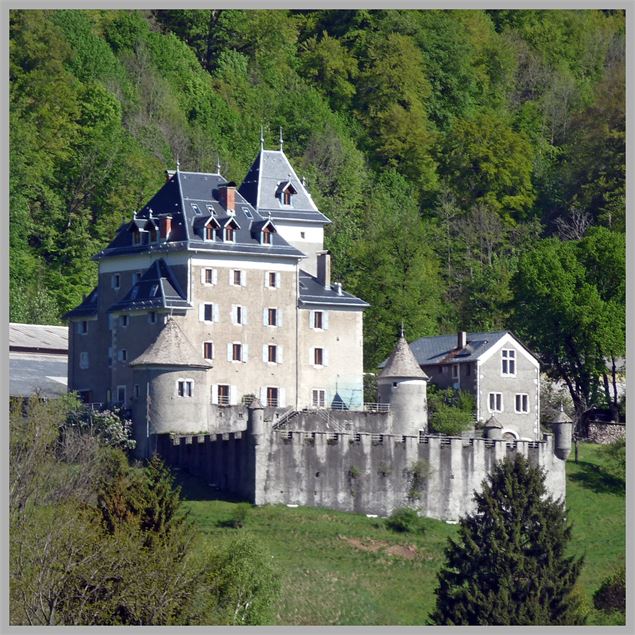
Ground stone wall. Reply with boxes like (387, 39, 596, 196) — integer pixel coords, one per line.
(586, 422, 625, 444)
(155, 426, 566, 522)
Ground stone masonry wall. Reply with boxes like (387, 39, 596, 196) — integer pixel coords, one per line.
(586, 422, 625, 444)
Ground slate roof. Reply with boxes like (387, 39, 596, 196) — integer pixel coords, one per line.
(129, 317, 212, 368)
(408, 331, 509, 365)
(108, 259, 190, 313)
(63, 287, 99, 319)
(379, 334, 428, 380)
(239, 149, 331, 225)
(94, 170, 305, 261)
(10, 323, 68, 353)
(10, 352, 68, 397)
(298, 270, 369, 309)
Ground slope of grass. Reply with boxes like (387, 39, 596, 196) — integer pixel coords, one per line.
(179, 441, 625, 625)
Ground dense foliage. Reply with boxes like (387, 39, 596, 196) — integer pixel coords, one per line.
(426, 385, 476, 435)
(431, 454, 584, 625)
(9, 9, 625, 408)
(9, 394, 279, 625)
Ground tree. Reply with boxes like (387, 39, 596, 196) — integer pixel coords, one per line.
(431, 454, 584, 625)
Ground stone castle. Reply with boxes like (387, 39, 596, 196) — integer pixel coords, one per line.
(65, 140, 572, 521)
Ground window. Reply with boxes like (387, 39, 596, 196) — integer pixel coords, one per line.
(262, 226, 272, 245)
(120, 315, 129, 327)
(205, 225, 215, 241)
(300, 231, 306, 239)
(266, 387, 279, 408)
(177, 379, 193, 397)
(451, 364, 459, 379)
(132, 271, 142, 285)
(268, 345, 277, 363)
(203, 341, 214, 360)
(112, 273, 120, 290)
(203, 303, 214, 322)
(206, 205, 214, 215)
(116, 385, 126, 404)
(134, 384, 140, 399)
(314, 347, 324, 366)
(267, 308, 277, 326)
(232, 343, 242, 362)
(132, 231, 141, 245)
(149, 311, 157, 324)
(488, 392, 503, 413)
(312, 389, 326, 408)
(310, 310, 327, 330)
(231, 269, 244, 286)
(267, 271, 278, 288)
(283, 190, 292, 205)
(79, 352, 89, 369)
(225, 225, 235, 242)
(313, 311, 323, 329)
(217, 384, 230, 406)
(233, 305, 246, 325)
(243, 207, 253, 219)
(502, 349, 516, 376)
(118, 349, 127, 362)
(515, 394, 529, 413)
(79, 320, 88, 335)
(191, 204, 201, 215)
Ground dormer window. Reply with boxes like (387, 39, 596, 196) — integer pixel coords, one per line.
(132, 230, 142, 245)
(205, 225, 214, 240)
(223, 217, 240, 243)
(262, 225, 272, 245)
(149, 227, 158, 242)
(277, 181, 297, 206)
(283, 190, 292, 205)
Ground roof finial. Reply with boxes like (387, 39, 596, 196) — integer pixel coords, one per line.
(279, 126, 283, 152)
(400, 321, 405, 338)
(260, 125, 264, 151)
(216, 154, 221, 174)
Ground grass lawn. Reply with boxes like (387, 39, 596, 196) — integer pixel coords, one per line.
(178, 441, 625, 625)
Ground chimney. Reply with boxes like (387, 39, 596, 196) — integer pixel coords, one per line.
(159, 214, 172, 239)
(316, 251, 331, 289)
(335, 282, 342, 296)
(219, 181, 236, 213)
(458, 331, 467, 349)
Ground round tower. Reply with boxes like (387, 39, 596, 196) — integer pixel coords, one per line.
(129, 317, 212, 458)
(377, 327, 429, 436)
(549, 405, 573, 461)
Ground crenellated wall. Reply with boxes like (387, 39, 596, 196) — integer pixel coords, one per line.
(156, 424, 566, 521)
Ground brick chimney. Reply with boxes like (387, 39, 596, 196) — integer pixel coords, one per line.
(159, 214, 172, 239)
(317, 251, 331, 289)
(219, 181, 236, 213)
(457, 331, 467, 349)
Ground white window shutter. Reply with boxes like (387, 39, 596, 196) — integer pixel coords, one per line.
(324, 348, 329, 367)
(260, 386, 267, 403)
(277, 310, 282, 327)
(227, 343, 232, 361)
(211, 385, 218, 405)
(200, 268, 205, 284)
(324, 311, 329, 330)
(213, 303, 219, 322)
(212, 268, 218, 284)
(279, 346, 284, 363)
(264, 271, 268, 287)
(279, 388, 286, 408)
(276, 272, 281, 288)
(231, 305, 236, 323)
(309, 347, 314, 365)
(243, 307, 248, 325)
(199, 304, 205, 321)
(263, 309, 268, 326)
(229, 385, 236, 406)
(243, 344, 248, 362)
(241, 271, 247, 287)
(262, 345, 268, 363)
(309, 311, 314, 328)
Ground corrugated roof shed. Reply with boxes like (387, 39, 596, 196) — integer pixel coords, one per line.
(9, 323, 68, 353)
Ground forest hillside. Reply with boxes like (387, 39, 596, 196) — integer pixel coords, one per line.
(9, 9, 625, 412)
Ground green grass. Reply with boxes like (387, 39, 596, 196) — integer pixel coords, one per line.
(178, 442, 625, 625)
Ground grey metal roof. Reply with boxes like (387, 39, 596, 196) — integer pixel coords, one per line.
(108, 258, 191, 313)
(379, 334, 428, 380)
(63, 287, 99, 319)
(10, 323, 68, 353)
(94, 170, 305, 261)
(408, 331, 509, 365)
(129, 317, 212, 368)
(298, 270, 369, 309)
(10, 352, 68, 397)
(239, 150, 331, 225)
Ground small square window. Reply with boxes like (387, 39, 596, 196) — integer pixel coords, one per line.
(232, 343, 242, 361)
(177, 379, 193, 397)
(312, 389, 326, 408)
(515, 394, 529, 413)
(314, 348, 324, 366)
(267, 308, 277, 326)
(204, 304, 213, 321)
(268, 345, 277, 363)
(204, 268, 214, 284)
(313, 311, 323, 329)
(217, 384, 230, 405)
(266, 386, 279, 408)
(204, 342, 214, 360)
(268, 272, 277, 288)
(233, 270, 242, 286)
(488, 392, 503, 412)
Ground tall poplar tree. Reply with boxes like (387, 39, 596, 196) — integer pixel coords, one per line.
(431, 454, 584, 625)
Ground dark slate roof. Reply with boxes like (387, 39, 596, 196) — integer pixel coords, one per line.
(379, 334, 428, 380)
(108, 259, 190, 313)
(409, 331, 509, 365)
(239, 149, 331, 225)
(63, 287, 99, 319)
(129, 317, 212, 368)
(94, 170, 305, 261)
(298, 270, 369, 309)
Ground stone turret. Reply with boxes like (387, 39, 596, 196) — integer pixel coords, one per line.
(377, 327, 429, 435)
(129, 317, 212, 457)
(549, 405, 573, 461)
(247, 397, 265, 445)
(483, 415, 503, 439)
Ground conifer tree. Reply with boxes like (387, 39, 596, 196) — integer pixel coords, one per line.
(430, 454, 584, 625)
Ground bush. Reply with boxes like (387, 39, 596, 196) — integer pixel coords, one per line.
(427, 386, 475, 436)
(385, 507, 426, 533)
(593, 565, 625, 614)
(601, 438, 625, 483)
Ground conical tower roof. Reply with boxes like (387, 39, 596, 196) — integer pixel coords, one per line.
(551, 405, 572, 424)
(129, 317, 212, 368)
(379, 331, 428, 380)
(484, 415, 503, 429)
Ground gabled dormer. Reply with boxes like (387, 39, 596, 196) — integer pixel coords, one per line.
(193, 215, 221, 241)
(276, 181, 297, 206)
(221, 216, 241, 243)
(251, 218, 277, 245)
